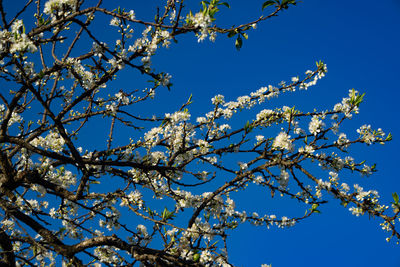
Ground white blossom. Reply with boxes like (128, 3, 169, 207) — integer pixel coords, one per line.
(309, 116, 325, 135)
(272, 132, 294, 151)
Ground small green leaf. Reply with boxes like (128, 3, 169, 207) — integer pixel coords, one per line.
(371, 163, 377, 171)
(235, 36, 243, 50)
(201, 1, 208, 11)
(193, 253, 200, 262)
(311, 203, 321, 213)
(262, 0, 275, 10)
(386, 133, 393, 141)
(281, 0, 296, 8)
(162, 207, 175, 221)
(147, 207, 154, 216)
(221, 2, 230, 8)
(244, 121, 253, 133)
(393, 192, 399, 204)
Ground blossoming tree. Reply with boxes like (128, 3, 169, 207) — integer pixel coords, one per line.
(0, 0, 398, 266)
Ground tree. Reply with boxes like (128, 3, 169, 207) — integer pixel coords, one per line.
(0, 0, 398, 266)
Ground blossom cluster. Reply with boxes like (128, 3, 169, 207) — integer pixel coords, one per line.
(0, 20, 37, 54)
(44, 0, 77, 19)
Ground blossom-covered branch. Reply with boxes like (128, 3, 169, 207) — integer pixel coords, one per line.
(0, 0, 398, 266)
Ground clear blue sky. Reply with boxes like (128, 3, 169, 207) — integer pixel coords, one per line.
(5, 0, 400, 266)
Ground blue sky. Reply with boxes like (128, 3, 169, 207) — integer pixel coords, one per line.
(3, 0, 400, 266)
(145, 1, 400, 266)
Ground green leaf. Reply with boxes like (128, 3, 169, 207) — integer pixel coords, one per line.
(371, 163, 377, 171)
(193, 253, 200, 262)
(244, 120, 253, 133)
(221, 2, 230, 8)
(162, 207, 175, 221)
(311, 203, 321, 213)
(393, 192, 399, 204)
(201, 1, 208, 13)
(281, 0, 296, 8)
(147, 207, 154, 216)
(162, 207, 169, 220)
(235, 36, 243, 50)
(386, 132, 393, 141)
(262, 0, 275, 10)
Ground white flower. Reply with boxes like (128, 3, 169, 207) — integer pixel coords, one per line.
(196, 116, 207, 124)
(92, 42, 107, 58)
(192, 12, 211, 29)
(341, 183, 350, 193)
(255, 135, 265, 144)
(298, 145, 315, 154)
(256, 109, 274, 122)
(127, 10, 135, 20)
(238, 162, 248, 170)
(137, 224, 148, 236)
(11, 20, 23, 33)
(309, 116, 325, 135)
(115, 92, 130, 105)
(357, 125, 375, 144)
(272, 132, 293, 151)
(9, 26, 37, 54)
(349, 206, 363, 216)
(110, 17, 120, 26)
(120, 190, 143, 208)
(361, 164, 372, 176)
(197, 139, 211, 154)
(160, 73, 171, 86)
(190, 12, 212, 42)
(200, 250, 213, 264)
(105, 102, 117, 115)
(336, 133, 350, 148)
(44, 0, 77, 15)
(165, 111, 190, 123)
(277, 169, 289, 188)
(30, 131, 65, 152)
(211, 94, 225, 105)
